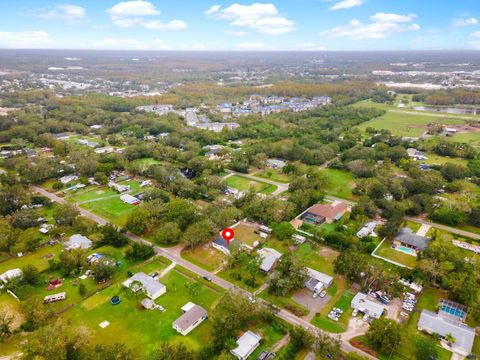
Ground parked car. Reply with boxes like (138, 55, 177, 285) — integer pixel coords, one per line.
(352, 309, 358, 317)
(203, 275, 212, 281)
(319, 291, 327, 298)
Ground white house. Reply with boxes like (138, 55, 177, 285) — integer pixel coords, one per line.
(304, 268, 333, 294)
(231, 331, 262, 360)
(351, 292, 386, 319)
(0, 268, 22, 284)
(64, 234, 93, 251)
(122, 272, 166, 300)
(120, 194, 140, 205)
(172, 302, 208, 336)
(257, 248, 282, 272)
(356, 222, 378, 238)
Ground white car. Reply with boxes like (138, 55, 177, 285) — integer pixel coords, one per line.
(319, 291, 327, 298)
(313, 292, 319, 299)
(352, 309, 358, 317)
(248, 296, 256, 303)
(363, 314, 369, 322)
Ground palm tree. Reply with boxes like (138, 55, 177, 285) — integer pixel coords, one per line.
(444, 333, 456, 346)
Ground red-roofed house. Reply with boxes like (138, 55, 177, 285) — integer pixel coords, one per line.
(299, 201, 350, 225)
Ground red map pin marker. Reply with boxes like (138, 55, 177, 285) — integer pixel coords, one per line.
(222, 228, 234, 245)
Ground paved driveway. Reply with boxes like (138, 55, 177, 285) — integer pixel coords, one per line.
(293, 288, 330, 321)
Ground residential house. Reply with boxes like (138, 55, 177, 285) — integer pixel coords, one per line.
(299, 201, 349, 226)
(64, 234, 93, 251)
(0, 268, 22, 284)
(122, 272, 166, 300)
(418, 310, 475, 356)
(393, 228, 430, 253)
(120, 194, 141, 205)
(59, 175, 78, 185)
(266, 158, 286, 169)
(172, 302, 208, 336)
(304, 267, 333, 294)
(212, 236, 233, 256)
(351, 292, 386, 319)
(407, 148, 428, 161)
(231, 331, 262, 360)
(356, 222, 378, 238)
(257, 248, 282, 272)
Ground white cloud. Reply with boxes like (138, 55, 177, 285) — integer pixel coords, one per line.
(297, 43, 327, 51)
(107, 1, 187, 30)
(454, 17, 478, 27)
(470, 31, 480, 38)
(151, 39, 171, 49)
(205, 5, 221, 15)
(235, 41, 275, 50)
(321, 12, 420, 39)
(206, 3, 295, 35)
(330, 0, 364, 11)
(0, 30, 52, 48)
(96, 38, 144, 49)
(225, 30, 247, 37)
(30, 3, 86, 22)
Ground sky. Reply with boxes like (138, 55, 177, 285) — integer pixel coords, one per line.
(1, 0, 480, 51)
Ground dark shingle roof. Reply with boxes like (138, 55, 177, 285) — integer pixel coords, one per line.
(394, 228, 430, 251)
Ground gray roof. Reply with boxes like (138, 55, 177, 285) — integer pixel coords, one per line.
(257, 248, 282, 272)
(64, 234, 92, 250)
(394, 228, 430, 251)
(418, 310, 475, 355)
(123, 272, 166, 299)
(306, 268, 333, 287)
(231, 331, 262, 359)
(173, 304, 207, 332)
(351, 292, 386, 319)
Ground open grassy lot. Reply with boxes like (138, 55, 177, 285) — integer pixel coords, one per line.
(0, 243, 63, 274)
(67, 186, 118, 202)
(253, 168, 293, 184)
(130, 157, 161, 167)
(217, 265, 266, 292)
(259, 289, 309, 317)
(81, 198, 137, 227)
(423, 154, 469, 167)
(232, 222, 264, 248)
(318, 169, 356, 200)
(354, 101, 468, 137)
(373, 239, 418, 268)
(181, 244, 226, 272)
(63, 267, 221, 356)
(447, 132, 480, 148)
(226, 175, 277, 194)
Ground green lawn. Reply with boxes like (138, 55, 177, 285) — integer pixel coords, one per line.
(354, 103, 468, 137)
(253, 168, 293, 184)
(318, 169, 356, 200)
(80, 197, 138, 227)
(423, 155, 469, 167)
(0, 243, 63, 274)
(63, 267, 221, 357)
(226, 175, 277, 194)
(447, 132, 480, 148)
(373, 239, 418, 268)
(181, 244, 226, 272)
(259, 289, 309, 317)
(311, 290, 354, 333)
(232, 222, 264, 247)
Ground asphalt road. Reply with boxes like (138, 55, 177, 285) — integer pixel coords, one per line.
(31, 186, 375, 359)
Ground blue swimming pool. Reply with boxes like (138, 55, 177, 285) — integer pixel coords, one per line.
(397, 246, 417, 256)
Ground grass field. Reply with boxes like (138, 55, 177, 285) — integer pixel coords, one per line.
(447, 132, 480, 148)
(181, 244, 226, 272)
(253, 168, 293, 184)
(423, 155, 469, 167)
(373, 239, 418, 268)
(311, 290, 354, 333)
(226, 175, 277, 194)
(0, 243, 63, 274)
(63, 267, 221, 356)
(318, 169, 356, 200)
(232, 222, 264, 247)
(356, 110, 466, 137)
(80, 197, 137, 227)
